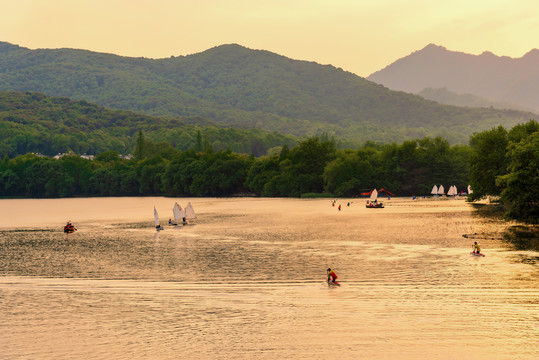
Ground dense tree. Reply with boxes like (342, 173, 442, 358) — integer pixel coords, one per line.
(467, 126, 509, 201)
(466, 120, 538, 223)
(497, 132, 539, 223)
(0, 91, 298, 158)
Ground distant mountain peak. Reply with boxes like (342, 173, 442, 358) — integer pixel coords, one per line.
(422, 43, 447, 51)
(479, 50, 496, 57)
(522, 48, 539, 59)
(367, 44, 539, 113)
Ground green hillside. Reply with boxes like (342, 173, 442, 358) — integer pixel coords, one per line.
(0, 41, 536, 144)
(0, 91, 297, 157)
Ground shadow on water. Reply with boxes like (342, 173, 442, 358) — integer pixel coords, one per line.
(470, 202, 507, 218)
(468, 202, 539, 252)
(503, 225, 539, 252)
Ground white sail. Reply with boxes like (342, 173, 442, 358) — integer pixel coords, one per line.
(185, 202, 197, 219)
(467, 185, 473, 194)
(369, 189, 378, 201)
(173, 202, 186, 222)
(437, 185, 445, 195)
(154, 207, 160, 227)
(431, 185, 438, 195)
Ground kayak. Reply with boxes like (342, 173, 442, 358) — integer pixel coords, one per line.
(470, 252, 485, 257)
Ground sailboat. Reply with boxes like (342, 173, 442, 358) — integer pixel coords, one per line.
(366, 189, 384, 208)
(154, 207, 163, 231)
(172, 202, 187, 226)
(185, 202, 197, 220)
(437, 185, 445, 196)
(467, 185, 473, 194)
(431, 185, 438, 196)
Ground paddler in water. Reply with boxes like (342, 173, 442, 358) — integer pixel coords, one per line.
(472, 241, 481, 254)
(327, 268, 339, 285)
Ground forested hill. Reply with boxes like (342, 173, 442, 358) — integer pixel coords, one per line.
(0, 91, 298, 157)
(0, 41, 536, 144)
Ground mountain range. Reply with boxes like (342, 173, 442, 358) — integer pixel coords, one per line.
(0, 41, 536, 147)
(368, 44, 539, 113)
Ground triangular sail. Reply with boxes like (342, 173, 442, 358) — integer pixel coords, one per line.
(154, 207, 160, 227)
(185, 202, 196, 219)
(431, 185, 438, 195)
(369, 189, 378, 201)
(437, 185, 445, 195)
(173, 202, 186, 222)
(467, 185, 473, 194)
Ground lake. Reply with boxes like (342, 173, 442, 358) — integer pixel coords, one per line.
(0, 197, 537, 359)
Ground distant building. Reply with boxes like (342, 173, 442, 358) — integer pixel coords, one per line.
(52, 153, 65, 159)
(122, 154, 133, 160)
(80, 154, 95, 160)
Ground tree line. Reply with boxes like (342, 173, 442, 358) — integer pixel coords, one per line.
(467, 120, 538, 223)
(1, 121, 536, 223)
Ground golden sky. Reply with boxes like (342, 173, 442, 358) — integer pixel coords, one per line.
(2, 0, 538, 76)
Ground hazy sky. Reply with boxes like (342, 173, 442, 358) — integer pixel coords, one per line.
(2, 0, 537, 76)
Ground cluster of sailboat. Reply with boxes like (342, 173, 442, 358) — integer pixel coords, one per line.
(154, 202, 196, 231)
(430, 185, 472, 197)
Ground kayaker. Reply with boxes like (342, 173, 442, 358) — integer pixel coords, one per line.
(327, 268, 339, 285)
(64, 221, 75, 233)
(472, 241, 481, 254)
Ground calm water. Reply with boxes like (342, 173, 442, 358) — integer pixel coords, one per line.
(0, 197, 537, 359)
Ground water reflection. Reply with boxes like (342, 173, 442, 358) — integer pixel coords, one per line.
(0, 197, 537, 359)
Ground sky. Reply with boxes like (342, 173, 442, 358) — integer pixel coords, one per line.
(1, 0, 538, 77)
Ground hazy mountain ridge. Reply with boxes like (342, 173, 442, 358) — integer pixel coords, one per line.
(0, 41, 536, 145)
(367, 44, 539, 112)
(418, 87, 534, 112)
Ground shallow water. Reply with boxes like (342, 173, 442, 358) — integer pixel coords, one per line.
(0, 197, 537, 359)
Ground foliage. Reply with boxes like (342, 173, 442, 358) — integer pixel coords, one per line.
(497, 132, 539, 223)
(467, 126, 509, 201)
(0, 91, 298, 158)
(468, 120, 538, 223)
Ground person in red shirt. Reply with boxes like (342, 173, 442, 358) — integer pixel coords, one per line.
(327, 268, 340, 285)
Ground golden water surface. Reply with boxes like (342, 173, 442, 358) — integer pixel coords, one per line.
(0, 197, 537, 359)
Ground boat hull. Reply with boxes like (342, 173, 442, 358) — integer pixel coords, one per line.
(470, 252, 485, 257)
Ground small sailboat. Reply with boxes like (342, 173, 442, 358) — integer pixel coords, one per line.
(431, 185, 438, 196)
(467, 185, 473, 194)
(172, 202, 187, 226)
(437, 185, 445, 196)
(154, 207, 164, 231)
(447, 185, 458, 197)
(366, 189, 384, 208)
(185, 202, 197, 220)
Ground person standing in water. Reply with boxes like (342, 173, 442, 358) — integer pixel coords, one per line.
(327, 268, 340, 285)
(472, 241, 481, 254)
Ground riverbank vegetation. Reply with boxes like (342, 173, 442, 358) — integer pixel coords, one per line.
(467, 120, 538, 224)
(1, 119, 536, 224)
(0, 133, 470, 198)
